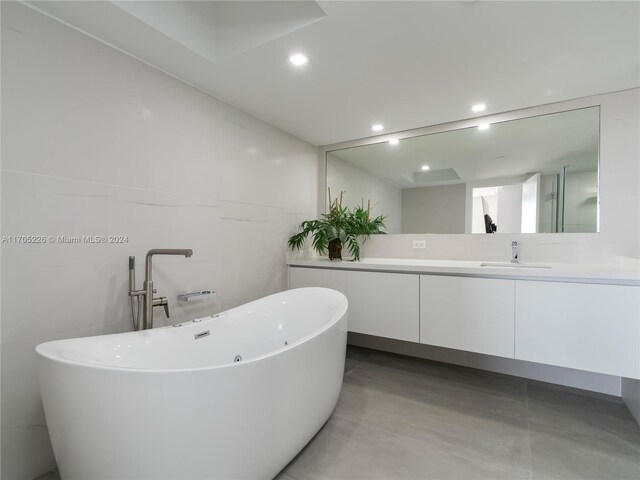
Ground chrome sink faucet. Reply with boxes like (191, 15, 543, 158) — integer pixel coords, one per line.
(128, 249, 193, 330)
(511, 241, 519, 263)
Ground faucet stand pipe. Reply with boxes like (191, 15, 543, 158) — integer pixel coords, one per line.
(129, 256, 140, 331)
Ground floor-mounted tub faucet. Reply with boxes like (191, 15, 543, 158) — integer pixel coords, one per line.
(511, 241, 519, 263)
(129, 249, 193, 330)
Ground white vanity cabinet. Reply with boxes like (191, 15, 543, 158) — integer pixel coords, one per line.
(289, 267, 419, 341)
(419, 275, 515, 358)
(289, 266, 347, 294)
(347, 271, 419, 342)
(515, 281, 640, 379)
(289, 262, 640, 380)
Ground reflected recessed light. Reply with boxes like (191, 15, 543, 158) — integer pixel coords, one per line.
(389, 138, 399, 145)
(421, 165, 430, 171)
(289, 53, 308, 66)
(478, 123, 490, 130)
(472, 103, 486, 112)
(371, 124, 384, 132)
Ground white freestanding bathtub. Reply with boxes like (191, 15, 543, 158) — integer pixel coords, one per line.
(36, 287, 348, 480)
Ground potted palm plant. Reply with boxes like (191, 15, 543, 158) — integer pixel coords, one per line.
(288, 190, 386, 261)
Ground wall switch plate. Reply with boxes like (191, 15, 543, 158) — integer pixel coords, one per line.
(412, 240, 426, 249)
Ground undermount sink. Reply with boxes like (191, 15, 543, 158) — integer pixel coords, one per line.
(479, 262, 552, 269)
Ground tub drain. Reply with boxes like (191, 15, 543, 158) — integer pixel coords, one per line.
(284, 341, 288, 346)
(234, 355, 242, 363)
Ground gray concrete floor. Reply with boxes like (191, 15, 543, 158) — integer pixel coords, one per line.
(37, 346, 640, 480)
(277, 346, 640, 480)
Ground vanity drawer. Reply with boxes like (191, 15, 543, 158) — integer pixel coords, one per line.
(515, 281, 640, 378)
(347, 271, 419, 342)
(289, 266, 347, 294)
(420, 275, 515, 358)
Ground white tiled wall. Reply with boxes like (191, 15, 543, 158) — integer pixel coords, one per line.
(361, 88, 640, 265)
(0, 3, 317, 479)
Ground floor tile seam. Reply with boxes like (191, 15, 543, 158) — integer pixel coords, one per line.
(330, 410, 404, 441)
(331, 406, 520, 449)
(344, 360, 368, 376)
(353, 362, 527, 398)
(367, 353, 528, 386)
(526, 419, 640, 454)
(344, 373, 530, 424)
(343, 370, 435, 404)
(526, 380, 625, 404)
(524, 380, 534, 480)
(342, 372, 483, 415)
(524, 399, 640, 427)
(328, 411, 532, 477)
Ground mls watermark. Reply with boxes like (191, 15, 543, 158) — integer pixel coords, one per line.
(1, 235, 129, 244)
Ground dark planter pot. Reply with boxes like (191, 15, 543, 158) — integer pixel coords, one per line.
(328, 239, 342, 260)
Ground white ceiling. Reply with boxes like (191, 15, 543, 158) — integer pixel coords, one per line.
(329, 106, 600, 188)
(109, 1, 326, 64)
(26, 1, 640, 146)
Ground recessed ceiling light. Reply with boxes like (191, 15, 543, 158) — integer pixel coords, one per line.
(472, 103, 486, 112)
(371, 124, 384, 132)
(389, 138, 399, 145)
(289, 53, 308, 66)
(421, 165, 430, 171)
(477, 123, 490, 130)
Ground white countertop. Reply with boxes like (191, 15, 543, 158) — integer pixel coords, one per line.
(287, 257, 640, 286)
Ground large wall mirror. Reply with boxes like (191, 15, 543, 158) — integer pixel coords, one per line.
(326, 106, 600, 234)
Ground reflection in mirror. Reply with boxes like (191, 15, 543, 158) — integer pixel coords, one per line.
(326, 106, 599, 234)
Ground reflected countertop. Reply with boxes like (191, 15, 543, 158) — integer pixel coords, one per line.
(287, 257, 640, 286)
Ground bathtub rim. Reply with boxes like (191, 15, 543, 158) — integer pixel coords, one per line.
(35, 287, 348, 374)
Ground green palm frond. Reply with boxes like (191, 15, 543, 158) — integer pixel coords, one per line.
(344, 233, 361, 260)
(287, 191, 387, 261)
(311, 228, 329, 254)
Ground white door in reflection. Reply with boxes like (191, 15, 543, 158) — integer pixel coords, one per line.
(521, 173, 540, 233)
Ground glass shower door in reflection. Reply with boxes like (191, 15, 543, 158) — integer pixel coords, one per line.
(539, 166, 598, 233)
